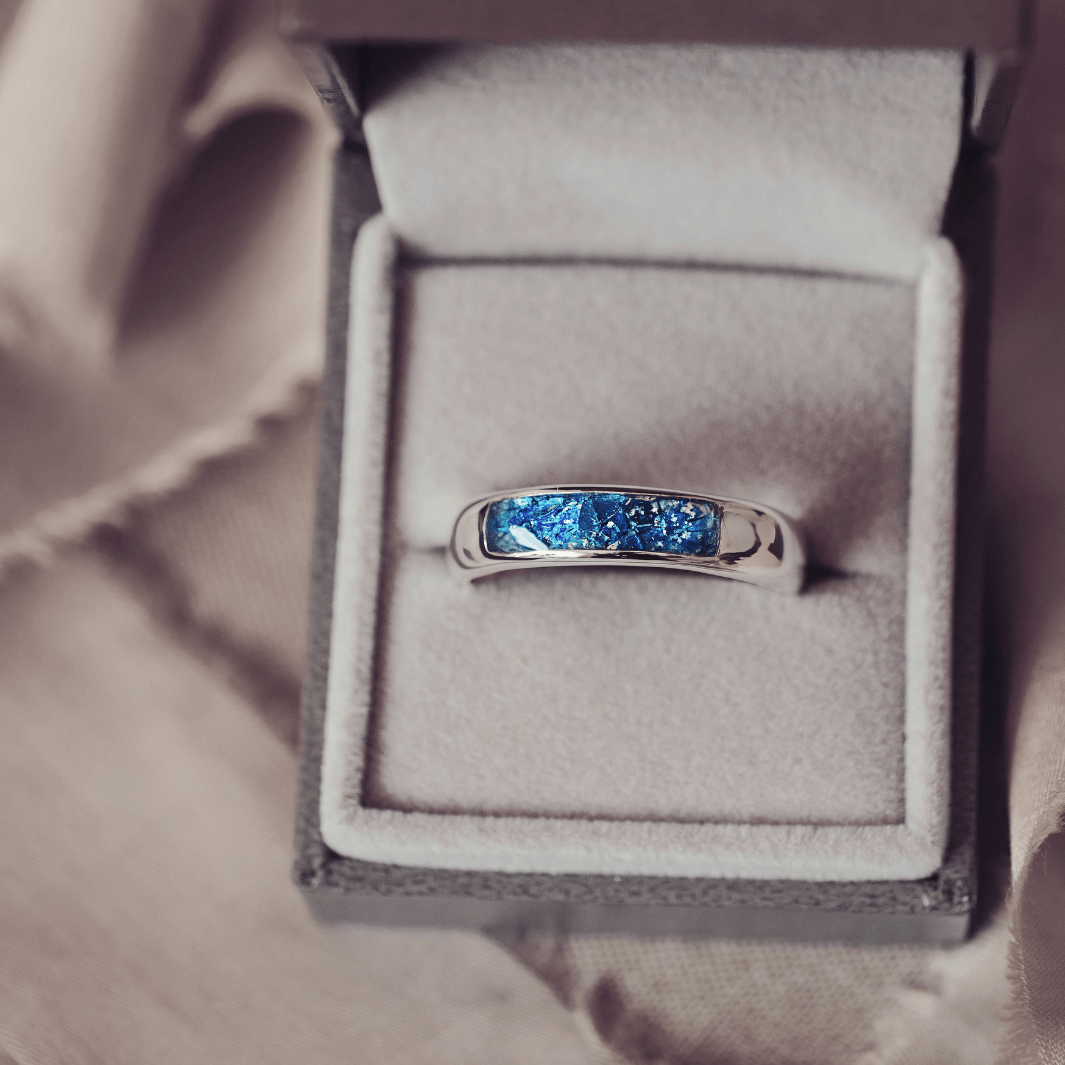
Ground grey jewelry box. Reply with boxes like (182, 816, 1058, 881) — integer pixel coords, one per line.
(289, 0, 1026, 944)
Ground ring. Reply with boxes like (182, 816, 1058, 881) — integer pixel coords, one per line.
(448, 486, 805, 593)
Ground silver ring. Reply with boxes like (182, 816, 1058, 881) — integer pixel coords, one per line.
(448, 486, 805, 593)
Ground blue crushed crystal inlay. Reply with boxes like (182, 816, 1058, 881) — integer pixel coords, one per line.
(485, 492, 722, 557)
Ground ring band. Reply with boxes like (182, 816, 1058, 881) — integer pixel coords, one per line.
(448, 486, 805, 593)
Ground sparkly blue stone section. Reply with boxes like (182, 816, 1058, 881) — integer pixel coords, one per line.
(484, 492, 722, 557)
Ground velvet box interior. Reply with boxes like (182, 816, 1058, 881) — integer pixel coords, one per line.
(293, 32, 1014, 942)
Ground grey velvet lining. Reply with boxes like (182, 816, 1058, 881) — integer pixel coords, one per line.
(319, 218, 962, 880)
(319, 44, 965, 881)
(362, 44, 964, 280)
(376, 262, 916, 825)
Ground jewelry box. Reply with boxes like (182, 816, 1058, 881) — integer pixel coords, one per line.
(289, 0, 1027, 943)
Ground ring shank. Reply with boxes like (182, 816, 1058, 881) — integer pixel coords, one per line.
(448, 486, 805, 593)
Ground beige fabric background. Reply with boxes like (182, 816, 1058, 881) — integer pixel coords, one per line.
(0, 0, 1061, 1062)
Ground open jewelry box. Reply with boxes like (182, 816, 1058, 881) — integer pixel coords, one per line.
(289, 0, 1027, 943)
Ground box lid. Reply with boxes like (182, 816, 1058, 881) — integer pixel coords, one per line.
(285, 0, 1027, 51)
(285, 0, 1030, 148)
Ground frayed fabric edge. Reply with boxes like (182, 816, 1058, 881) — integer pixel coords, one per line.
(0, 351, 321, 582)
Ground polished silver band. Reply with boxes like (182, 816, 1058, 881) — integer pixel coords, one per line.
(448, 485, 805, 593)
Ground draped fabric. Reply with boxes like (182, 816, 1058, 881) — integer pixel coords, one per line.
(0, 1, 1062, 1061)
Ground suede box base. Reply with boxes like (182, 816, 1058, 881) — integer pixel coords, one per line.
(293, 124, 995, 941)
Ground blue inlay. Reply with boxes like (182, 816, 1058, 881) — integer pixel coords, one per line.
(485, 492, 722, 557)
